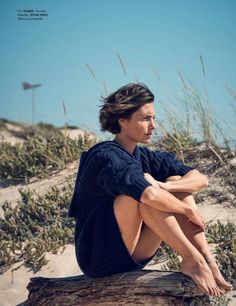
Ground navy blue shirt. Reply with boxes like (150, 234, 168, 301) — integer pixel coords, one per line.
(69, 141, 193, 231)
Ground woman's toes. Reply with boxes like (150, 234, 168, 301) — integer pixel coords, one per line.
(214, 286, 225, 297)
(208, 262, 233, 290)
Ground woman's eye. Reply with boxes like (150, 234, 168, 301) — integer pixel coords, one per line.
(144, 117, 154, 121)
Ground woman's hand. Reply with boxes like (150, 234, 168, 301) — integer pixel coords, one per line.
(159, 170, 208, 193)
(144, 173, 160, 188)
(144, 173, 171, 191)
(185, 208, 206, 231)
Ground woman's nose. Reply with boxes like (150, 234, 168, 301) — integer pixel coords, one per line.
(150, 119, 156, 129)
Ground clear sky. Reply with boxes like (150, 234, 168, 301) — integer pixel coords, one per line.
(1, 0, 235, 139)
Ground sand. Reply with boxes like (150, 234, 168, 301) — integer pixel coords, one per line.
(0, 127, 235, 305)
(0, 245, 82, 306)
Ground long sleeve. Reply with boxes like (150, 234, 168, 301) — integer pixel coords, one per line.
(97, 152, 151, 202)
(144, 149, 194, 182)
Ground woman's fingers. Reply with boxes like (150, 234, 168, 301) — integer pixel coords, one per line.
(188, 210, 206, 231)
(144, 173, 160, 188)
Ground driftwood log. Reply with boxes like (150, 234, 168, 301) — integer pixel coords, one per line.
(25, 270, 212, 305)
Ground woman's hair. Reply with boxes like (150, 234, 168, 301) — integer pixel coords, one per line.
(99, 83, 154, 134)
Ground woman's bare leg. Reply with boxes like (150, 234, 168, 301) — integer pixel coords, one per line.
(113, 195, 143, 255)
(113, 194, 223, 296)
(173, 191, 232, 290)
(114, 195, 162, 262)
(131, 224, 162, 262)
(165, 174, 232, 290)
(139, 204, 223, 297)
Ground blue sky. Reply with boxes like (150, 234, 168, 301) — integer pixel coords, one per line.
(0, 0, 235, 140)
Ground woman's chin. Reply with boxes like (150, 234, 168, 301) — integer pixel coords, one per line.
(140, 138, 151, 144)
(134, 134, 152, 144)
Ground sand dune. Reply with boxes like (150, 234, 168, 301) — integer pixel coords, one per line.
(0, 124, 235, 305)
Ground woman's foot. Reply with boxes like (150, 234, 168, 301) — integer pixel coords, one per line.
(180, 258, 224, 297)
(205, 258, 233, 291)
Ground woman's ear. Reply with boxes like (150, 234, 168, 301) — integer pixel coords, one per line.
(118, 118, 126, 128)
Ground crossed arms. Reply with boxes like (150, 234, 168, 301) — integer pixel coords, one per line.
(140, 169, 208, 230)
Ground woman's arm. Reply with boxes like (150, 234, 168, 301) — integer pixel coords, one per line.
(140, 185, 205, 231)
(157, 169, 208, 193)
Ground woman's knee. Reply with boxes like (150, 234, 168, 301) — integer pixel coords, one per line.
(139, 202, 158, 219)
(165, 175, 182, 182)
(164, 175, 193, 198)
(144, 173, 183, 186)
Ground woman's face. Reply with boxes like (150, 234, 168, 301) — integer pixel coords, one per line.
(121, 102, 156, 144)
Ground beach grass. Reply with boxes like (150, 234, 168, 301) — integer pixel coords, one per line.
(0, 127, 96, 185)
(0, 180, 75, 273)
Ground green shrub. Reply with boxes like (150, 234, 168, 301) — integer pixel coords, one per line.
(159, 243, 180, 271)
(206, 221, 236, 287)
(0, 180, 75, 273)
(0, 132, 96, 184)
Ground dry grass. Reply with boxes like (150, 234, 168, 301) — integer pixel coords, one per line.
(151, 70, 235, 161)
(117, 52, 127, 77)
(0, 127, 97, 185)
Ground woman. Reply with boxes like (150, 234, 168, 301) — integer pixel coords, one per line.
(69, 83, 232, 297)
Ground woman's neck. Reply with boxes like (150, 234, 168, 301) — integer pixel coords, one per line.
(113, 134, 137, 154)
